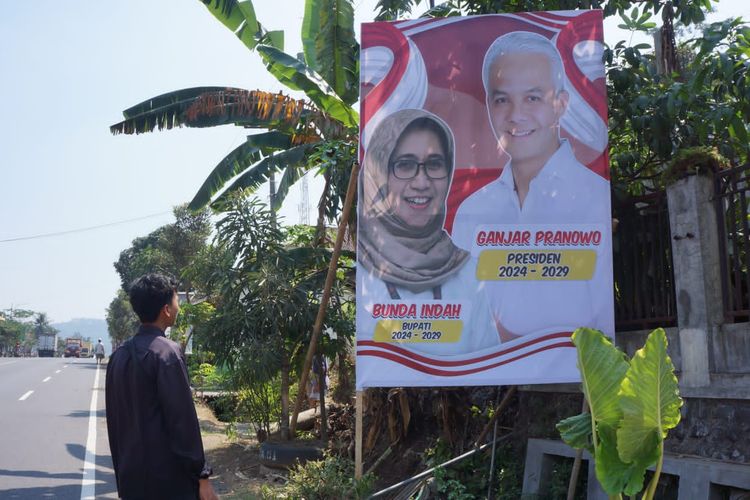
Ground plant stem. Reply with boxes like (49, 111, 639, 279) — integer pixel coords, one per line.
(643, 441, 664, 500)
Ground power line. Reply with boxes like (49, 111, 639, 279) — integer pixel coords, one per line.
(0, 211, 172, 244)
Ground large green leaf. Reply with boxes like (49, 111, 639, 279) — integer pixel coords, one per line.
(571, 328, 630, 430)
(256, 44, 359, 128)
(199, 0, 283, 51)
(189, 132, 292, 211)
(595, 424, 650, 496)
(273, 160, 315, 211)
(210, 143, 316, 209)
(617, 328, 682, 464)
(557, 412, 594, 453)
(302, 0, 359, 104)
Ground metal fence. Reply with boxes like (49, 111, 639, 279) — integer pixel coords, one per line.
(715, 163, 750, 323)
(613, 192, 678, 331)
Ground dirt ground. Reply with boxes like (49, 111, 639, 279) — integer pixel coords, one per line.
(195, 401, 285, 499)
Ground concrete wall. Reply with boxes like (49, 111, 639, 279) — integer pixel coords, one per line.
(524, 438, 750, 499)
(712, 322, 750, 374)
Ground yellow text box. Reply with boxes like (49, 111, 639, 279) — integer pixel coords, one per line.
(476, 250, 597, 281)
(373, 320, 463, 343)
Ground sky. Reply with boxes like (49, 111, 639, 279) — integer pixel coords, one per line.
(0, 0, 747, 323)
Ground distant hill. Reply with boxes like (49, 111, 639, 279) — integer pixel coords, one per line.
(52, 318, 111, 353)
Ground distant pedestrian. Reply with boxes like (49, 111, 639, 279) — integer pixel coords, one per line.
(105, 273, 218, 500)
(94, 339, 106, 365)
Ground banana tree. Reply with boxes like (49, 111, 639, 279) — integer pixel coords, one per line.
(110, 0, 360, 223)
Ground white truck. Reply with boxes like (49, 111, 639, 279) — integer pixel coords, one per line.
(37, 333, 57, 357)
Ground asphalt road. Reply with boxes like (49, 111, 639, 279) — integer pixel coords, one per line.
(0, 357, 117, 499)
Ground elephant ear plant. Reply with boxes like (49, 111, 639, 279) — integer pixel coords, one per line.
(557, 328, 683, 499)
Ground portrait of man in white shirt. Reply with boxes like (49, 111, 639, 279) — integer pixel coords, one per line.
(452, 31, 614, 343)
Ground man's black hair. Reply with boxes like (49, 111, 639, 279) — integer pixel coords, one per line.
(128, 273, 178, 323)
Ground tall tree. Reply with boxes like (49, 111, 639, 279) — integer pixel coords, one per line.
(114, 205, 211, 292)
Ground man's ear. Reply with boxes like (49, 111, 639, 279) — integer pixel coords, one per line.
(161, 303, 173, 321)
(554, 90, 570, 120)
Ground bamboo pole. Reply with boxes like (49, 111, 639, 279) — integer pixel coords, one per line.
(567, 397, 590, 500)
(290, 161, 360, 436)
(355, 390, 364, 479)
(473, 386, 517, 448)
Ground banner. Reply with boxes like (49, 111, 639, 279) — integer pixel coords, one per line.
(356, 11, 613, 388)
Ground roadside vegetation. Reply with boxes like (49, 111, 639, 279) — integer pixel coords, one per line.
(103, 0, 748, 496)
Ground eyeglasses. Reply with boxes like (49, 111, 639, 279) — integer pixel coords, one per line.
(390, 158, 449, 180)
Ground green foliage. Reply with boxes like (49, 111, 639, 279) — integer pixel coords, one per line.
(0, 310, 35, 353)
(198, 194, 353, 437)
(607, 15, 750, 196)
(198, 0, 284, 51)
(426, 438, 487, 499)
(190, 132, 288, 211)
(193, 363, 226, 389)
(33, 313, 58, 337)
(112, 0, 360, 220)
(105, 289, 139, 346)
(210, 143, 316, 211)
(662, 146, 730, 185)
(256, 44, 359, 128)
(422, 439, 526, 499)
(557, 328, 683, 499)
(173, 301, 217, 349)
(236, 376, 283, 437)
(307, 139, 358, 226)
(301, 0, 360, 105)
(113, 205, 211, 291)
(280, 452, 375, 499)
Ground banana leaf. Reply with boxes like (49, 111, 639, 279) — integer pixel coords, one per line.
(189, 132, 293, 211)
(273, 161, 315, 211)
(302, 0, 359, 104)
(210, 143, 316, 209)
(198, 0, 283, 51)
(256, 44, 359, 128)
(111, 88, 311, 135)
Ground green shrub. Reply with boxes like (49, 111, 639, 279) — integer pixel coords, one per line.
(278, 452, 375, 499)
(236, 376, 283, 438)
(423, 438, 524, 499)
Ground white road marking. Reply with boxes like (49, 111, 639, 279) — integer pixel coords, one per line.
(55, 370, 61, 373)
(80, 364, 101, 499)
(43, 376, 51, 382)
(63, 365, 68, 368)
(19, 391, 33, 401)
(0, 361, 19, 367)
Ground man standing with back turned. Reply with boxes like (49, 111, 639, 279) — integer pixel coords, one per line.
(106, 273, 218, 499)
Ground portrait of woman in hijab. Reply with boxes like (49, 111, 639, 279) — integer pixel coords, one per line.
(357, 109, 499, 355)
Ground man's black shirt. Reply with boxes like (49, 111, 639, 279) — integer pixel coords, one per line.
(106, 325, 207, 499)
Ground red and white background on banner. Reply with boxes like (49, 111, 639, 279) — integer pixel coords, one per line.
(356, 11, 611, 388)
